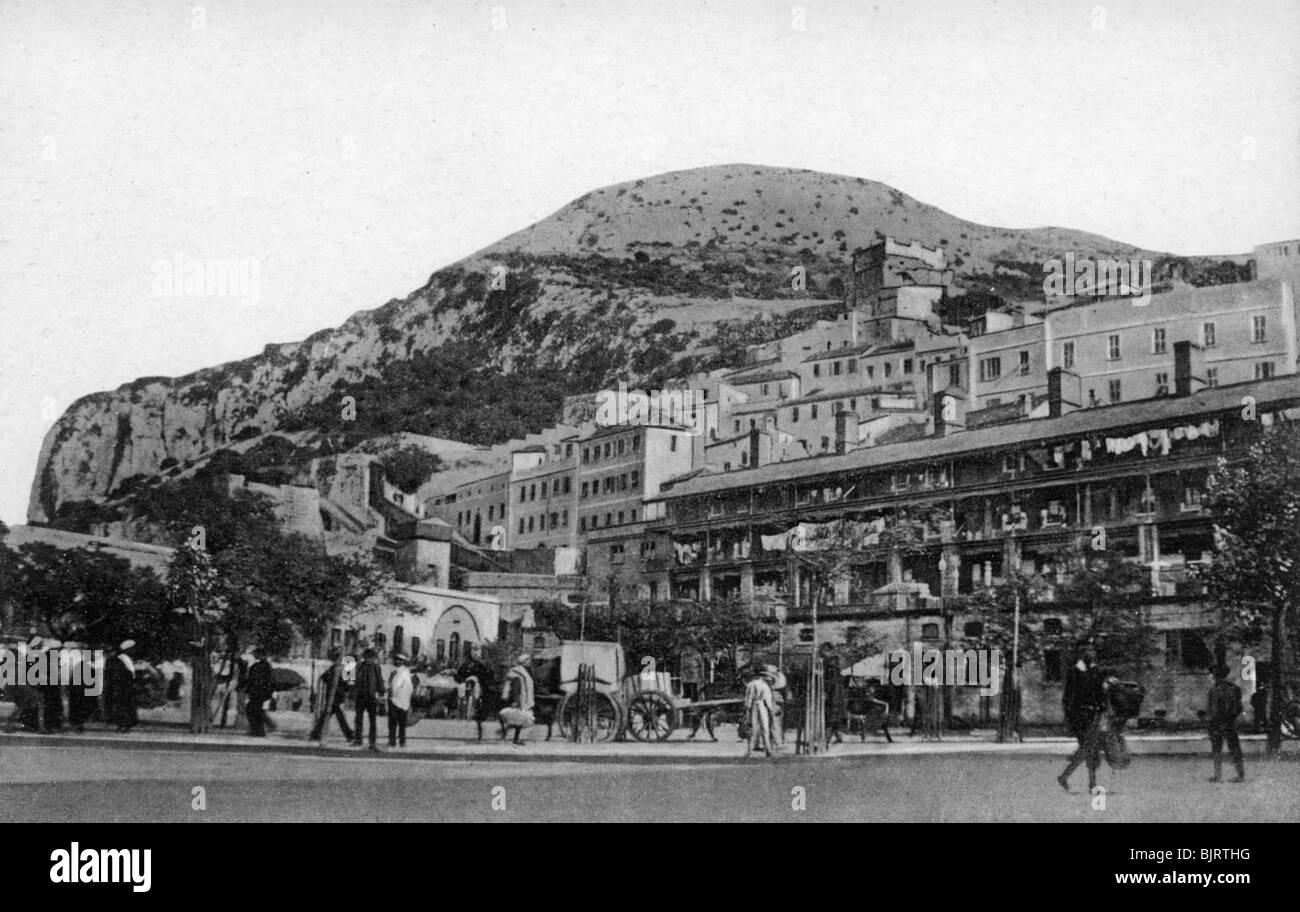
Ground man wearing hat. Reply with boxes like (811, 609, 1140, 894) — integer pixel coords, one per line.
(1057, 640, 1107, 791)
(743, 664, 776, 758)
(242, 647, 274, 737)
(1206, 664, 1246, 783)
(352, 647, 385, 749)
(11, 637, 46, 732)
(310, 650, 355, 742)
(387, 652, 414, 748)
(106, 640, 139, 733)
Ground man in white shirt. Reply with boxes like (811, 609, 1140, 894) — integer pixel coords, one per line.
(387, 652, 414, 748)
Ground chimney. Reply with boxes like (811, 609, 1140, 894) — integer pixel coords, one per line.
(1174, 340, 1193, 397)
(1047, 367, 1063, 418)
(932, 391, 949, 437)
(749, 427, 761, 467)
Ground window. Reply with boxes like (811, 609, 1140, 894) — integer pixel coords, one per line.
(630, 470, 639, 487)
(549, 512, 558, 530)
(1018, 350, 1030, 375)
(1155, 372, 1169, 396)
(540, 481, 547, 497)
(1202, 322, 1216, 348)
(518, 517, 525, 534)
(761, 383, 769, 396)
(820, 436, 830, 451)
(617, 511, 624, 525)
(670, 436, 678, 452)
(1108, 379, 1122, 403)
(582, 448, 589, 464)
(631, 436, 639, 452)
(518, 487, 526, 503)
(436, 639, 446, 663)
(617, 439, 625, 456)
(1205, 367, 1219, 388)
(903, 358, 914, 375)
(563, 477, 571, 494)
(527, 516, 534, 532)
(1043, 649, 1063, 682)
(734, 419, 741, 433)
(1252, 315, 1266, 343)
(1152, 328, 1166, 354)
(978, 357, 1001, 382)
(791, 407, 800, 422)
(813, 364, 821, 378)
(393, 625, 405, 654)
(811, 404, 819, 419)
(798, 628, 815, 644)
(847, 359, 857, 373)
(529, 484, 536, 501)
(1043, 618, 1064, 636)
(1167, 630, 1213, 672)
(1182, 486, 1204, 510)
(1107, 335, 1121, 360)
(833, 361, 842, 376)
(579, 517, 586, 532)
(884, 362, 893, 378)
(920, 623, 940, 640)
(1255, 362, 1275, 379)
(963, 621, 984, 638)
(448, 632, 460, 663)
(562, 509, 569, 526)
(867, 365, 875, 380)
(580, 481, 588, 498)
(410, 637, 421, 659)
(619, 473, 628, 491)
(949, 363, 961, 387)
(1088, 388, 1098, 407)
(565, 443, 573, 458)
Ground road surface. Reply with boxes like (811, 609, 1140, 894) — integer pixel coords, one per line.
(2, 739, 1297, 822)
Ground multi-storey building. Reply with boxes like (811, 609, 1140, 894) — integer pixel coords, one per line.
(649, 374, 1300, 725)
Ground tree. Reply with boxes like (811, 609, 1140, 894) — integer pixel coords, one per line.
(379, 445, 444, 495)
(1197, 420, 1300, 754)
(5, 541, 180, 658)
(956, 569, 1047, 741)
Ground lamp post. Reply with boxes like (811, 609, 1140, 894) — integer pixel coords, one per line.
(773, 600, 788, 672)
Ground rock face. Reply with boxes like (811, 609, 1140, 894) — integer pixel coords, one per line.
(31, 163, 1188, 523)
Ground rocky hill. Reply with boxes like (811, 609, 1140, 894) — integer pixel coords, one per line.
(28, 163, 1239, 525)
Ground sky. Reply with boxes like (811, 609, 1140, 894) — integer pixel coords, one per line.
(1, 0, 1298, 524)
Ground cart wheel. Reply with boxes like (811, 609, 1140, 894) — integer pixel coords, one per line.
(627, 692, 675, 742)
(558, 692, 622, 742)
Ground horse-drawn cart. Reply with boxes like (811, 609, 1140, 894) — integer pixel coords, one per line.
(533, 641, 746, 742)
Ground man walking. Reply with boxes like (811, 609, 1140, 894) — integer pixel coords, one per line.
(242, 647, 274, 737)
(353, 648, 385, 750)
(1057, 641, 1107, 792)
(387, 652, 413, 748)
(1207, 664, 1246, 783)
(310, 650, 355, 743)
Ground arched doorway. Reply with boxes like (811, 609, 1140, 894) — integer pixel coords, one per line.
(432, 606, 482, 668)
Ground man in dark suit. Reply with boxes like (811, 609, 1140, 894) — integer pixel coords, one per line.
(352, 648, 385, 750)
(1207, 664, 1245, 783)
(242, 647, 274, 737)
(1057, 641, 1107, 792)
(310, 650, 355, 742)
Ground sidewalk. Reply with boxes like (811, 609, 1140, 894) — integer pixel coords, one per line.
(4, 705, 1295, 765)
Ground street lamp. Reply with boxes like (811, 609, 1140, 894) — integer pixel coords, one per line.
(773, 601, 788, 672)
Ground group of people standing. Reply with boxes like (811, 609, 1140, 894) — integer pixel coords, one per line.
(307, 648, 414, 749)
(7, 637, 140, 734)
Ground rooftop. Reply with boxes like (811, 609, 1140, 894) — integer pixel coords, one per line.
(654, 374, 1300, 500)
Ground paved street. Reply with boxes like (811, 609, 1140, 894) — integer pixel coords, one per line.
(1, 739, 1295, 822)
